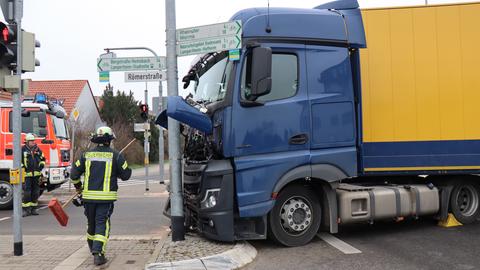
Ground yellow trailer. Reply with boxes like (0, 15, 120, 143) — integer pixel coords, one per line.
(360, 2, 480, 143)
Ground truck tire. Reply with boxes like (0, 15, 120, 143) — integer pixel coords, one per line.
(268, 185, 321, 247)
(0, 180, 14, 210)
(450, 182, 480, 224)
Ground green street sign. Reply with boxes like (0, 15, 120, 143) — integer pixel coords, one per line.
(97, 56, 166, 72)
(176, 21, 242, 57)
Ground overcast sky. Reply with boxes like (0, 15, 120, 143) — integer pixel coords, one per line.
(12, 0, 471, 105)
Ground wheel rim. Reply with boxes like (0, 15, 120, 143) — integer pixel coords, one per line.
(455, 185, 479, 217)
(0, 182, 13, 205)
(280, 196, 313, 236)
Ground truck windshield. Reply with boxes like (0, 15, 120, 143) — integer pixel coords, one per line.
(190, 52, 233, 103)
(52, 116, 69, 139)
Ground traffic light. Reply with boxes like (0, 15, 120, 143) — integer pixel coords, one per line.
(139, 104, 149, 121)
(0, 22, 16, 69)
(0, 22, 39, 72)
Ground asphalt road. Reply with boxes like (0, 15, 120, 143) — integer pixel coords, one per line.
(246, 218, 480, 270)
(0, 172, 170, 236)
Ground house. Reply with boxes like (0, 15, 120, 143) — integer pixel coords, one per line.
(28, 80, 103, 130)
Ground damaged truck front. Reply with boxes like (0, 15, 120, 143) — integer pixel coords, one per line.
(157, 47, 271, 241)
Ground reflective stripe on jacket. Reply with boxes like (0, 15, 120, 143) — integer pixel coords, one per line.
(70, 145, 132, 202)
(21, 145, 45, 177)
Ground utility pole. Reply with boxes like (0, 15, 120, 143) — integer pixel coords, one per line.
(165, 0, 185, 241)
(144, 84, 149, 191)
(12, 0, 23, 256)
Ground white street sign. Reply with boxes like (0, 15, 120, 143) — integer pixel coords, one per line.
(177, 21, 242, 42)
(134, 123, 150, 132)
(176, 20, 242, 57)
(97, 56, 166, 72)
(125, 71, 166, 83)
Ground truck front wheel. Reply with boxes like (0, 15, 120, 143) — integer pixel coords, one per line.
(0, 180, 14, 210)
(268, 185, 321, 247)
(450, 182, 480, 224)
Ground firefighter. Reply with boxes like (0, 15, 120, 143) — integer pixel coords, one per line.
(22, 133, 46, 217)
(70, 126, 131, 266)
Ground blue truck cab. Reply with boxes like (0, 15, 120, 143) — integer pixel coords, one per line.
(159, 0, 480, 246)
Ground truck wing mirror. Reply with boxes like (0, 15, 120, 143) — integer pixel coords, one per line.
(38, 113, 47, 128)
(38, 112, 47, 128)
(248, 47, 272, 100)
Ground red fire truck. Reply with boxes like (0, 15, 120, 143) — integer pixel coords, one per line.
(0, 93, 71, 209)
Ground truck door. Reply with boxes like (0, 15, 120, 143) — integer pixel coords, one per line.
(231, 44, 311, 215)
(306, 45, 357, 176)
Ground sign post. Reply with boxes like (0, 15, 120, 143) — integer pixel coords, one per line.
(69, 108, 79, 192)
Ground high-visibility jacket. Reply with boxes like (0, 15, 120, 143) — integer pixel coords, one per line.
(21, 145, 46, 177)
(70, 145, 132, 202)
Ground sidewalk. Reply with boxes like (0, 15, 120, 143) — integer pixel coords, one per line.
(0, 232, 257, 270)
(0, 234, 164, 270)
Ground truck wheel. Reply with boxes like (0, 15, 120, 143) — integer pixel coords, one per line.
(268, 185, 321, 247)
(0, 180, 14, 210)
(450, 182, 480, 224)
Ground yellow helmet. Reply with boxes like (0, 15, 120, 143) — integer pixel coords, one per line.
(25, 133, 35, 142)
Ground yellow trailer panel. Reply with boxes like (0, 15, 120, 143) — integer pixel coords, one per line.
(360, 2, 480, 143)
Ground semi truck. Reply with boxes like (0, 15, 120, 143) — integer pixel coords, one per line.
(0, 93, 71, 210)
(158, 0, 480, 246)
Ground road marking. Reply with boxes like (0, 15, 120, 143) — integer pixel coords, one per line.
(317, 233, 362, 254)
(0, 217, 11, 222)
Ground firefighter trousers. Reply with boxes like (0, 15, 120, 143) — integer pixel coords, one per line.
(84, 202, 114, 255)
(22, 176, 40, 208)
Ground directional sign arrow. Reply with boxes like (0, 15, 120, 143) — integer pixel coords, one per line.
(97, 58, 104, 72)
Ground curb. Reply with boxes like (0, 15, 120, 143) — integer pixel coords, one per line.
(145, 241, 257, 270)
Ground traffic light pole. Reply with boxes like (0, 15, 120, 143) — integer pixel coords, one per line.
(12, 0, 23, 256)
(103, 47, 165, 185)
(166, 0, 185, 241)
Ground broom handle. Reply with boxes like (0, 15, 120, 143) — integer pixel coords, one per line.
(62, 193, 78, 208)
(119, 138, 136, 154)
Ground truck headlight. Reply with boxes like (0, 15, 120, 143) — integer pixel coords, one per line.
(201, 188, 220, 209)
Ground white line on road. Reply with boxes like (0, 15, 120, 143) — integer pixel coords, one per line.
(0, 217, 11, 222)
(317, 232, 362, 254)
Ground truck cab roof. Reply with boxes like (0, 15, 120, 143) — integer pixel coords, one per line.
(230, 0, 366, 48)
(185, 0, 365, 80)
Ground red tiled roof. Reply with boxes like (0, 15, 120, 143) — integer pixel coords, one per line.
(28, 80, 93, 115)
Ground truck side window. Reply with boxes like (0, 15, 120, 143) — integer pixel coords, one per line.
(241, 53, 298, 102)
(8, 111, 45, 136)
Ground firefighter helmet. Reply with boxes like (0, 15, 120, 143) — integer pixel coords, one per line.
(90, 126, 115, 144)
(25, 133, 35, 142)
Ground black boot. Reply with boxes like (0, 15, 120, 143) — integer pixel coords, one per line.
(93, 253, 107, 266)
(22, 207, 31, 217)
(30, 207, 39, 216)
